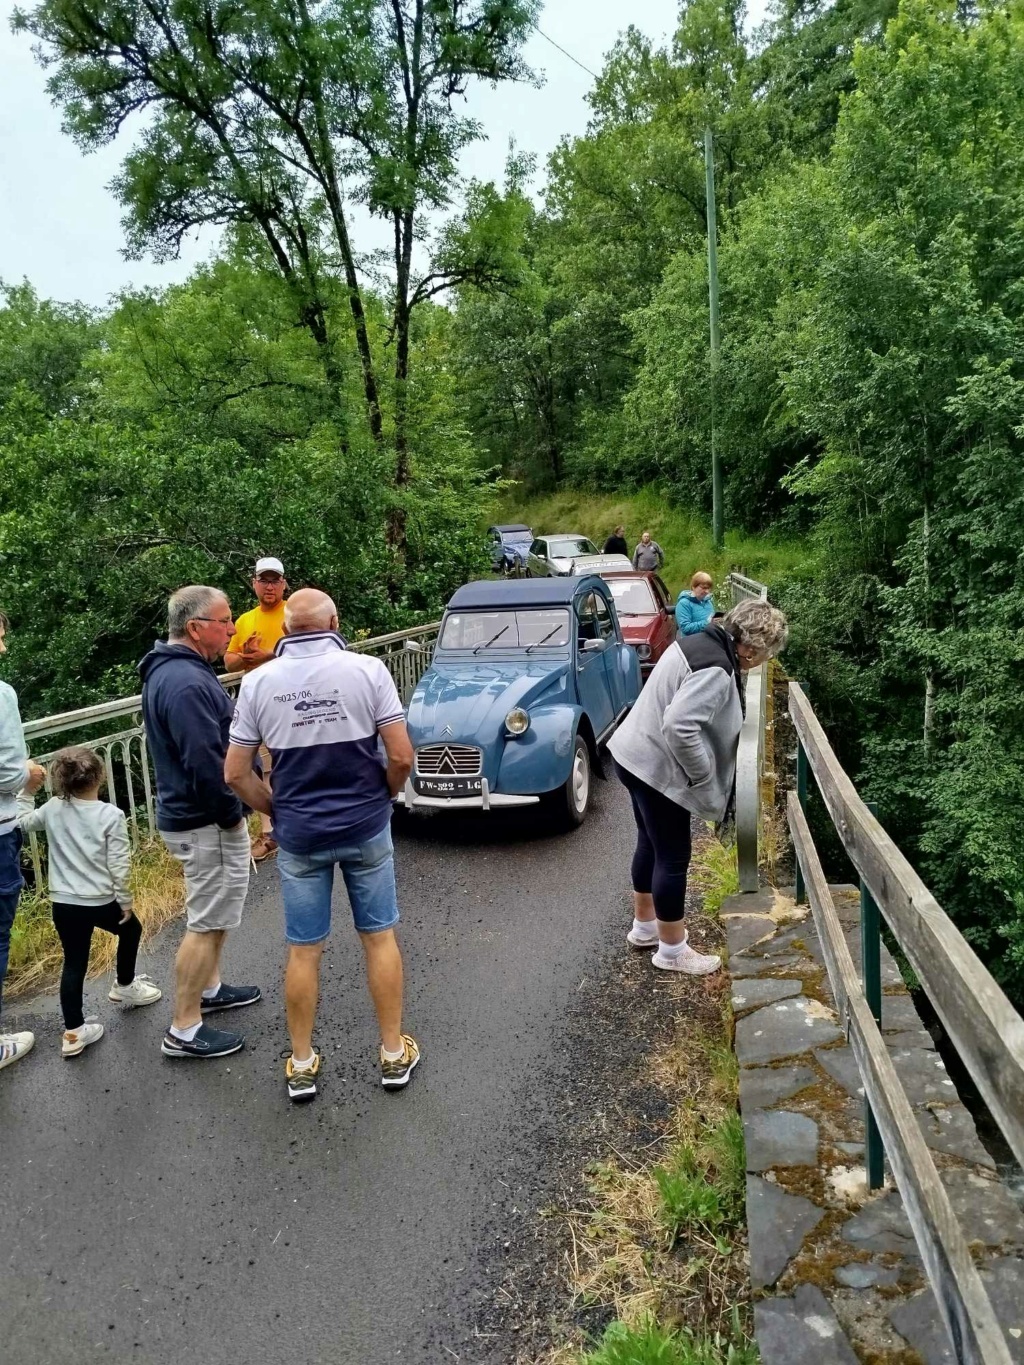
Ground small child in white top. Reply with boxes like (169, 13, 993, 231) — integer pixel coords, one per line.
(18, 746, 161, 1056)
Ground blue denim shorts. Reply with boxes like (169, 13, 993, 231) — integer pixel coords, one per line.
(277, 824, 400, 945)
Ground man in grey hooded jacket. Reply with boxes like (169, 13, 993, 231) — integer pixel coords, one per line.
(608, 599, 788, 974)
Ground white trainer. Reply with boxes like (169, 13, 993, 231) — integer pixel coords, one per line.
(0, 1031, 35, 1071)
(108, 975, 162, 1008)
(62, 1019, 104, 1057)
(652, 941, 723, 975)
(626, 924, 660, 949)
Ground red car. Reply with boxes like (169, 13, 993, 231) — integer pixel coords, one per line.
(599, 571, 678, 679)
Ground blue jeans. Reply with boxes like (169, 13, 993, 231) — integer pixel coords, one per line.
(0, 829, 25, 1023)
(277, 824, 400, 945)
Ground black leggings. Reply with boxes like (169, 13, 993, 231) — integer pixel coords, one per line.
(615, 763, 693, 923)
(52, 901, 142, 1030)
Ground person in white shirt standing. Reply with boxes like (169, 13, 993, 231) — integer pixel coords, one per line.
(19, 747, 162, 1057)
(0, 607, 46, 1072)
(225, 588, 416, 1105)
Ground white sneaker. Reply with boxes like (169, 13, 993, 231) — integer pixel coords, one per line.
(108, 975, 162, 1008)
(627, 924, 660, 949)
(62, 1019, 104, 1057)
(0, 1031, 35, 1071)
(652, 941, 722, 975)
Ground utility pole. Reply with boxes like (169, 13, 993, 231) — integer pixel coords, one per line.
(704, 125, 724, 552)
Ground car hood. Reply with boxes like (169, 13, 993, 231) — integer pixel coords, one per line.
(619, 617, 659, 644)
(408, 658, 571, 742)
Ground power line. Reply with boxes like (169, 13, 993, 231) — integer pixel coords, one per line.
(533, 24, 599, 79)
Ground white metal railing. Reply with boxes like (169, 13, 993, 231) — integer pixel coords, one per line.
(726, 573, 770, 892)
(21, 621, 440, 883)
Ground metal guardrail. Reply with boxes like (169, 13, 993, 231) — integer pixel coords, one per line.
(788, 681, 1024, 1365)
(21, 622, 440, 883)
(726, 573, 769, 892)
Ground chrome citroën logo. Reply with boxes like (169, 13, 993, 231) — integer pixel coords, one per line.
(435, 746, 460, 773)
(441, 724, 453, 737)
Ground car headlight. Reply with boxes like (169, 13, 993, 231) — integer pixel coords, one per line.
(505, 707, 530, 736)
(636, 643, 652, 661)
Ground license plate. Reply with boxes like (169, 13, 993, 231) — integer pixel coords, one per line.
(413, 776, 483, 797)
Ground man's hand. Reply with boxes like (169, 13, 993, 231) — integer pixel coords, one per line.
(379, 720, 414, 798)
(118, 903, 132, 925)
(224, 745, 273, 816)
(240, 635, 275, 669)
(23, 762, 46, 795)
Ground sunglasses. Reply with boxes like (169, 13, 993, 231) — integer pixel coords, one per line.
(255, 574, 284, 583)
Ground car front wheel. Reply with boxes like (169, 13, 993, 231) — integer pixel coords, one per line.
(546, 733, 590, 829)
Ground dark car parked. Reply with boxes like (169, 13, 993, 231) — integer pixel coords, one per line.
(487, 523, 534, 576)
(597, 571, 678, 679)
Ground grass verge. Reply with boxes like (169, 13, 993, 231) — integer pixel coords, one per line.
(490, 486, 809, 600)
(548, 832, 755, 1365)
(6, 837, 184, 998)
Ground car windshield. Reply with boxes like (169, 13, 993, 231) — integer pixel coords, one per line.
(548, 537, 597, 558)
(606, 579, 658, 616)
(501, 530, 533, 546)
(440, 609, 571, 650)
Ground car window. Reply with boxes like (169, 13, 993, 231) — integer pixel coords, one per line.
(530, 540, 545, 556)
(504, 530, 533, 546)
(606, 578, 658, 616)
(576, 593, 600, 641)
(594, 593, 615, 640)
(439, 609, 570, 650)
(550, 537, 597, 558)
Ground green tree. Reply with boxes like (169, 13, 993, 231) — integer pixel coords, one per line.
(14, 0, 536, 568)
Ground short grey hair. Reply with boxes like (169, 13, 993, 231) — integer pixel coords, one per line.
(168, 585, 227, 639)
(723, 599, 788, 658)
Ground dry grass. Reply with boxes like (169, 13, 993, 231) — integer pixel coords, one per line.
(6, 837, 184, 998)
(556, 997, 751, 1354)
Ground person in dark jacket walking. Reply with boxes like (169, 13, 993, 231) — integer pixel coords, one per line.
(140, 585, 261, 1060)
(608, 598, 788, 974)
(603, 525, 628, 557)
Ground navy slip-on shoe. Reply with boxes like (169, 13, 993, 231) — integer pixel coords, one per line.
(161, 1024, 244, 1059)
(199, 984, 262, 1013)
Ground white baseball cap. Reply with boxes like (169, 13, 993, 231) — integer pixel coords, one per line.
(254, 556, 285, 576)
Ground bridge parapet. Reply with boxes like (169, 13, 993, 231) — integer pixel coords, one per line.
(725, 572, 770, 893)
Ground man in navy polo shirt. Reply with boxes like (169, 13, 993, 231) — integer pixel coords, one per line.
(224, 588, 416, 1104)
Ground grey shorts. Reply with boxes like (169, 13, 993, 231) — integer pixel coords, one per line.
(160, 822, 251, 933)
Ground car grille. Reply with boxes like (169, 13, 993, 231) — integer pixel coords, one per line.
(415, 744, 483, 777)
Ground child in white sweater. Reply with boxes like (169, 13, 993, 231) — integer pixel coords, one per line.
(19, 746, 161, 1056)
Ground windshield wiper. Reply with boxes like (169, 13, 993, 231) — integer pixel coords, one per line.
(525, 626, 564, 653)
(473, 624, 510, 653)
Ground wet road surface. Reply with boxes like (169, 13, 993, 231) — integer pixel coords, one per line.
(1, 779, 636, 1364)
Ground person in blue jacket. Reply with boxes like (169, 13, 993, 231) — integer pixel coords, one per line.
(675, 572, 716, 635)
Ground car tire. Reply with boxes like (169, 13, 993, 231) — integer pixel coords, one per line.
(547, 733, 590, 829)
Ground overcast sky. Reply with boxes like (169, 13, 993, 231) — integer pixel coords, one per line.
(0, 1, 767, 308)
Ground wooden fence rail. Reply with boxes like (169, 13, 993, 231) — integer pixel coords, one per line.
(787, 680, 1024, 1364)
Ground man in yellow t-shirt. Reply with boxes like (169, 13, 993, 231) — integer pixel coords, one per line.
(225, 557, 289, 860)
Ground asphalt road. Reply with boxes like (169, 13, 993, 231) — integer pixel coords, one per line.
(1, 777, 637, 1365)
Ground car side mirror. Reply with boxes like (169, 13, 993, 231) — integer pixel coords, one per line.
(580, 637, 604, 652)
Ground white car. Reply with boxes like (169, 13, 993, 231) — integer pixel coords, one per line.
(526, 534, 633, 578)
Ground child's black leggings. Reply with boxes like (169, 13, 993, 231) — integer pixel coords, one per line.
(51, 901, 141, 1030)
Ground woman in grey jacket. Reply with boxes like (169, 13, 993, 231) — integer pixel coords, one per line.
(607, 598, 788, 974)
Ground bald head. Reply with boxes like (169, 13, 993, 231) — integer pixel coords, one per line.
(284, 588, 338, 634)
